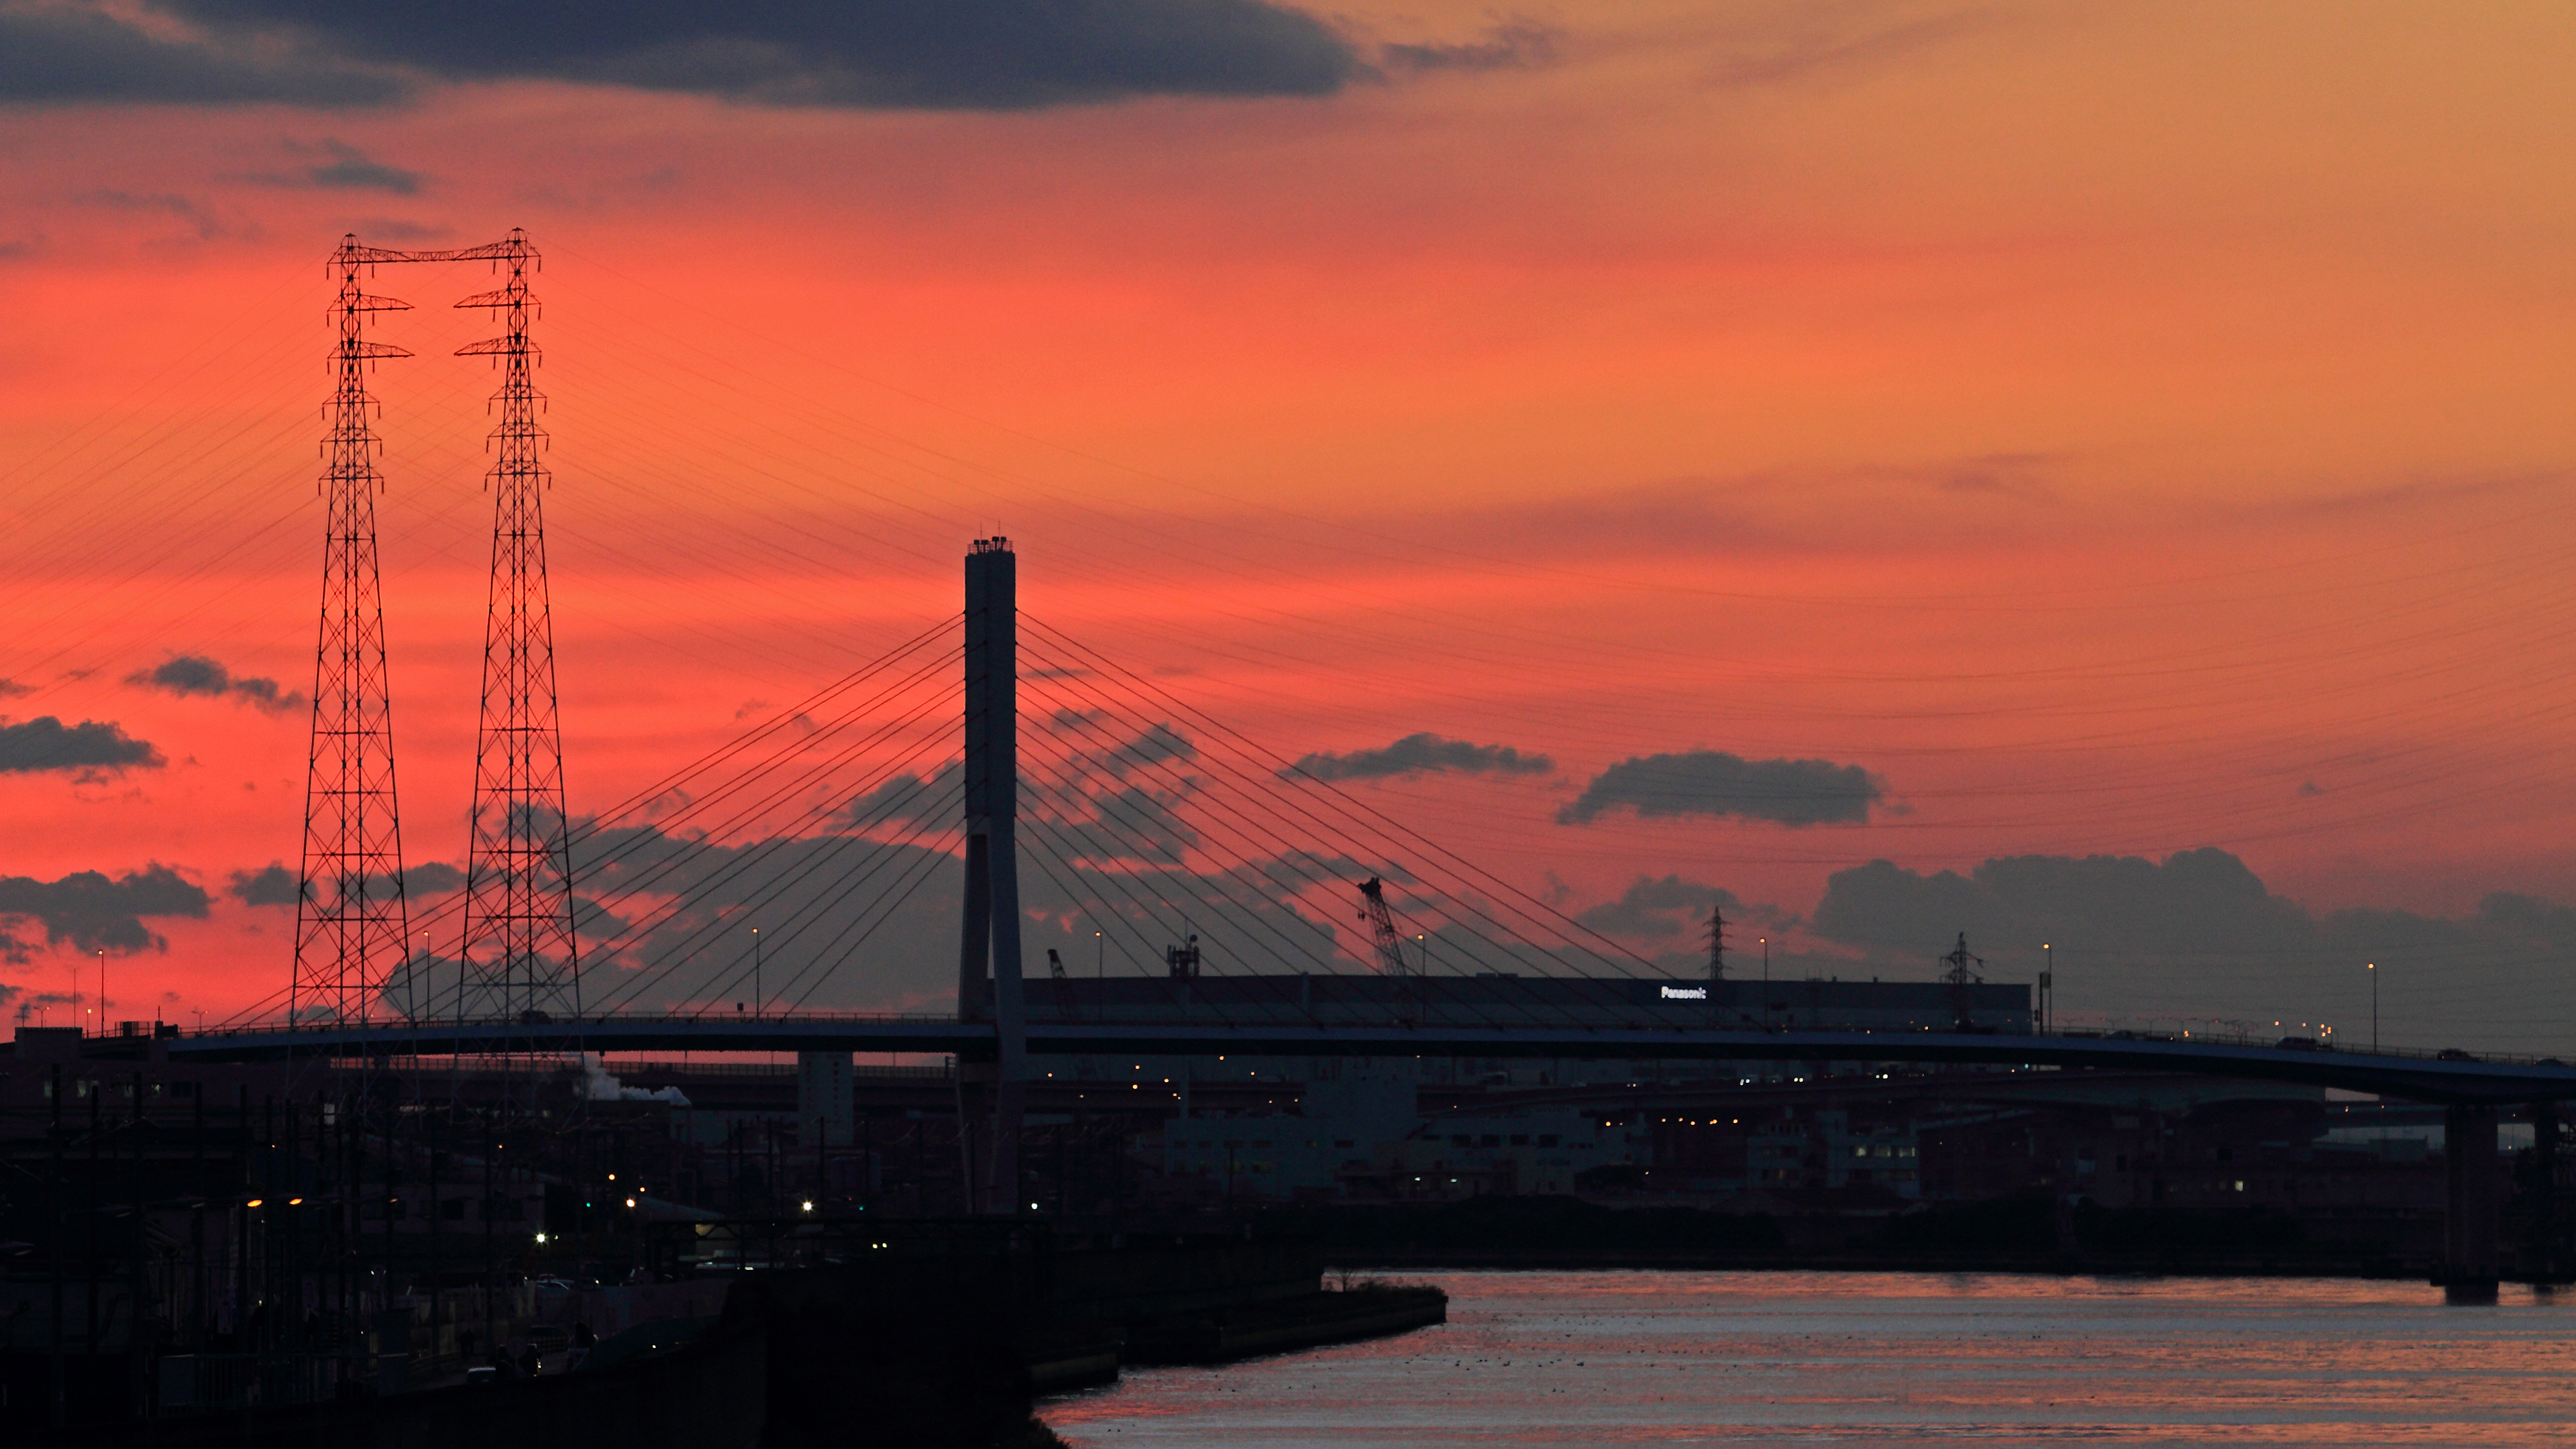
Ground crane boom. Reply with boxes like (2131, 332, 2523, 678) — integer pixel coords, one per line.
(1356, 877, 1413, 978)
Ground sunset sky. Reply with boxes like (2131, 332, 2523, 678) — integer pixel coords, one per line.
(5, 1, 2576, 1046)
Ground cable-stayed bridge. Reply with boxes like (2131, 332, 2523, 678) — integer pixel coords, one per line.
(161, 531, 2573, 1289)
(217, 531, 2576, 1099)
(160, 235, 2575, 1287)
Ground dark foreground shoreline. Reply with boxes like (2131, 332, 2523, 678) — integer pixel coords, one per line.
(1336, 1248, 2428, 1279)
(16, 1230, 1446, 1449)
(1265, 1193, 2509, 1285)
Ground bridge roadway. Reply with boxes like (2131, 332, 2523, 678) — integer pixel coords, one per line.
(160, 1014, 2576, 1106)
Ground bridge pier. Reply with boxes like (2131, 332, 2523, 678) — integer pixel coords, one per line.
(2534, 1101, 2566, 1280)
(2441, 1103, 2500, 1296)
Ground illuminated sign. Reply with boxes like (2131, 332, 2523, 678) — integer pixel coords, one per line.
(1659, 985, 1708, 1001)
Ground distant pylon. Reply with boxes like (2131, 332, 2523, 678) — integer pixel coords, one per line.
(453, 229, 580, 1020)
(293, 236, 418, 1028)
(1707, 906, 1726, 983)
(1940, 930, 1984, 1032)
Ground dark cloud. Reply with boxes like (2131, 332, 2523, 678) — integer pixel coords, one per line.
(570, 822, 969, 1008)
(1095, 721, 1195, 780)
(241, 138, 423, 193)
(1285, 731, 1554, 784)
(164, 0, 1360, 108)
(1798, 850, 2576, 1049)
(0, 680, 32, 698)
(76, 189, 226, 241)
(305, 139, 419, 192)
(1812, 849, 2306, 959)
(232, 859, 466, 912)
(1378, 22, 1556, 74)
(1558, 749, 1878, 826)
(130, 655, 231, 697)
(405, 861, 466, 895)
(572, 895, 633, 939)
(1066, 783, 1199, 865)
(836, 762, 963, 835)
(0, 716, 162, 775)
(0, 864, 211, 959)
(2473, 892, 2576, 946)
(125, 653, 304, 714)
(1574, 874, 1748, 941)
(1023, 721, 1204, 863)
(227, 862, 299, 906)
(0, 5, 400, 105)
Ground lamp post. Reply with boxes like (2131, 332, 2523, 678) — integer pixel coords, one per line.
(2041, 943, 2053, 1035)
(2368, 962, 2377, 1053)
(751, 927, 761, 1018)
(1760, 936, 1770, 1030)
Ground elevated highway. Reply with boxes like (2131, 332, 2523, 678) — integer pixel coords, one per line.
(153, 1012, 2576, 1108)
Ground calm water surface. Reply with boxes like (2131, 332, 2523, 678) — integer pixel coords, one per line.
(1043, 1271, 2576, 1446)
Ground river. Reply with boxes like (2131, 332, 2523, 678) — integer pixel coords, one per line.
(1042, 1270, 2576, 1446)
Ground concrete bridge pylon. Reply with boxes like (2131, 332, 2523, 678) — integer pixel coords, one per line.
(955, 537, 1028, 1214)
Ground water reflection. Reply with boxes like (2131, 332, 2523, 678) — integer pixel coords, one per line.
(1046, 1271, 2576, 1446)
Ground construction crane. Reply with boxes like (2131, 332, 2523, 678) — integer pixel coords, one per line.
(1356, 877, 1413, 978)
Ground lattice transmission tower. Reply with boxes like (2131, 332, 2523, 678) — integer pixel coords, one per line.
(452, 229, 580, 1020)
(293, 237, 420, 1028)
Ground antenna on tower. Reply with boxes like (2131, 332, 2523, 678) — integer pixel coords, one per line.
(292, 235, 417, 1031)
(453, 229, 580, 1024)
(1707, 906, 1727, 984)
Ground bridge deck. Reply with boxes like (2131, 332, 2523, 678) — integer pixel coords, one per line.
(146, 1014, 2576, 1105)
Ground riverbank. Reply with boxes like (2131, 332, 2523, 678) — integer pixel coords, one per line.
(1262, 1193, 2465, 1281)
(15, 1224, 1445, 1448)
(1122, 1283, 1447, 1364)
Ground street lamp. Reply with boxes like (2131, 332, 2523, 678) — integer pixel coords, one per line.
(2041, 943, 2053, 1035)
(751, 926, 761, 1017)
(2367, 962, 2377, 1052)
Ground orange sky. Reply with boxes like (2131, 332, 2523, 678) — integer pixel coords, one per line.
(5, 1, 2576, 1045)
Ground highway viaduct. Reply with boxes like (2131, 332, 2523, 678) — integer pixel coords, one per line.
(150, 1012, 2576, 1290)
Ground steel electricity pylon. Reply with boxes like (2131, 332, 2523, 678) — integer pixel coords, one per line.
(292, 236, 421, 1028)
(452, 229, 580, 1022)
